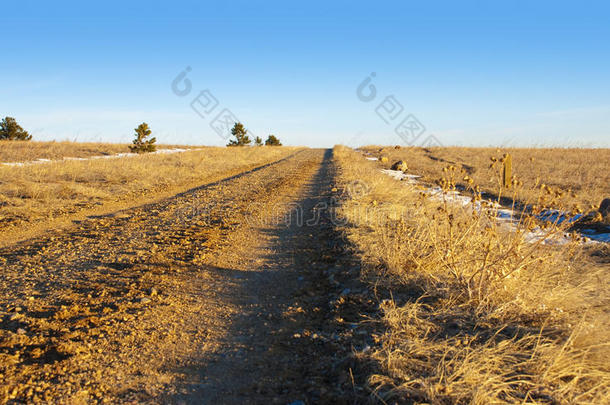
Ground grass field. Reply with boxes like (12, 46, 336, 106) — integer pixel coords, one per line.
(0, 145, 300, 243)
(361, 146, 610, 214)
(0, 140, 194, 163)
(334, 145, 609, 403)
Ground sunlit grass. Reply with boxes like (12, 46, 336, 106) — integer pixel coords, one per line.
(334, 145, 609, 403)
(0, 145, 300, 233)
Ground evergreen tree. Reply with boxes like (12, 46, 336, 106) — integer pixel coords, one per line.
(227, 122, 251, 146)
(265, 134, 282, 146)
(0, 117, 32, 140)
(129, 123, 157, 153)
(254, 136, 263, 146)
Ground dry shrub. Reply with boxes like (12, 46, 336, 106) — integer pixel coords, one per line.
(334, 145, 609, 403)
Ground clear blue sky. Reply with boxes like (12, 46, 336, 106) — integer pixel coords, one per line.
(2, 0, 609, 147)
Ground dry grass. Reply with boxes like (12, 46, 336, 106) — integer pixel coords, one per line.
(334, 145, 609, 403)
(0, 140, 193, 163)
(361, 146, 610, 213)
(0, 146, 300, 235)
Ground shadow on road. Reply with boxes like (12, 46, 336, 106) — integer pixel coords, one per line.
(163, 149, 374, 404)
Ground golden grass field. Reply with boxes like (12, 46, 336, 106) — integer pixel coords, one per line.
(0, 145, 300, 244)
(361, 146, 610, 214)
(334, 145, 609, 403)
(0, 140, 197, 163)
(1, 140, 125, 163)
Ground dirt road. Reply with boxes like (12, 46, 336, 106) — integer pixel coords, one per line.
(0, 149, 374, 404)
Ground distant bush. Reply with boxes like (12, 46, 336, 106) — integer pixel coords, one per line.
(254, 136, 263, 146)
(265, 135, 282, 146)
(0, 117, 31, 140)
(129, 123, 157, 153)
(227, 122, 252, 146)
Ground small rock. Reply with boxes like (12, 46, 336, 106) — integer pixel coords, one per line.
(149, 287, 158, 296)
(599, 198, 610, 215)
(391, 160, 408, 172)
(379, 156, 389, 163)
(10, 313, 22, 321)
(114, 213, 132, 219)
(340, 288, 351, 297)
(139, 297, 152, 304)
(17, 328, 27, 335)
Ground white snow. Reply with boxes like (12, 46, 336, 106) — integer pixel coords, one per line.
(380, 169, 420, 181)
(1, 148, 192, 167)
(378, 169, 608, 245)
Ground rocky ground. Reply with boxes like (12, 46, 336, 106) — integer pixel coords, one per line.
(0, 149, 379, 404)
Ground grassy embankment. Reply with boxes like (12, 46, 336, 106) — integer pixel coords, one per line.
(334, 145, 609, 403)
(360, 146, 609, 215)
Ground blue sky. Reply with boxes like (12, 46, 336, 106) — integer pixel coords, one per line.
(1, 0, 609, 147)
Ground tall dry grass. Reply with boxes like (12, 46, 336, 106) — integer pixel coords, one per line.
(0, 146, 300, 235)
(334, 145, 609, 403)
(362, 146, 610, 213)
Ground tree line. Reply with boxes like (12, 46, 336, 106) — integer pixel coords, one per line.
(0, 117, 283, 153)
(227, 122, 281, 147)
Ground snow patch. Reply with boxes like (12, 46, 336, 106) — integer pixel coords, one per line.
(378, 169, 608, 245)
(1, 148, 192, 167)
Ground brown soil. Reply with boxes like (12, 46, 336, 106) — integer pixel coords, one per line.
(0, 149, 375, 404)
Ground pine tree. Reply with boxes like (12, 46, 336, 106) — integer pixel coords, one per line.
(0, 117, 32, 140)
(265, 134, 282, 146)
(227, 122, 251, 146)
(129, 123, 157, 153)
(254, 136, 263, 146)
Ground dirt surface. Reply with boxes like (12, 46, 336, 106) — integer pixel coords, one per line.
(0, 149, 376, 404)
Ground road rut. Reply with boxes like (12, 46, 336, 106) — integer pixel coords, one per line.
(0, 149, 372, 403)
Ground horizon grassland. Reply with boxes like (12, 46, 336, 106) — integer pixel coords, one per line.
(0, 140, 194, 163)
(0, 139, 609, 403)
(361, 145, 610, 213)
